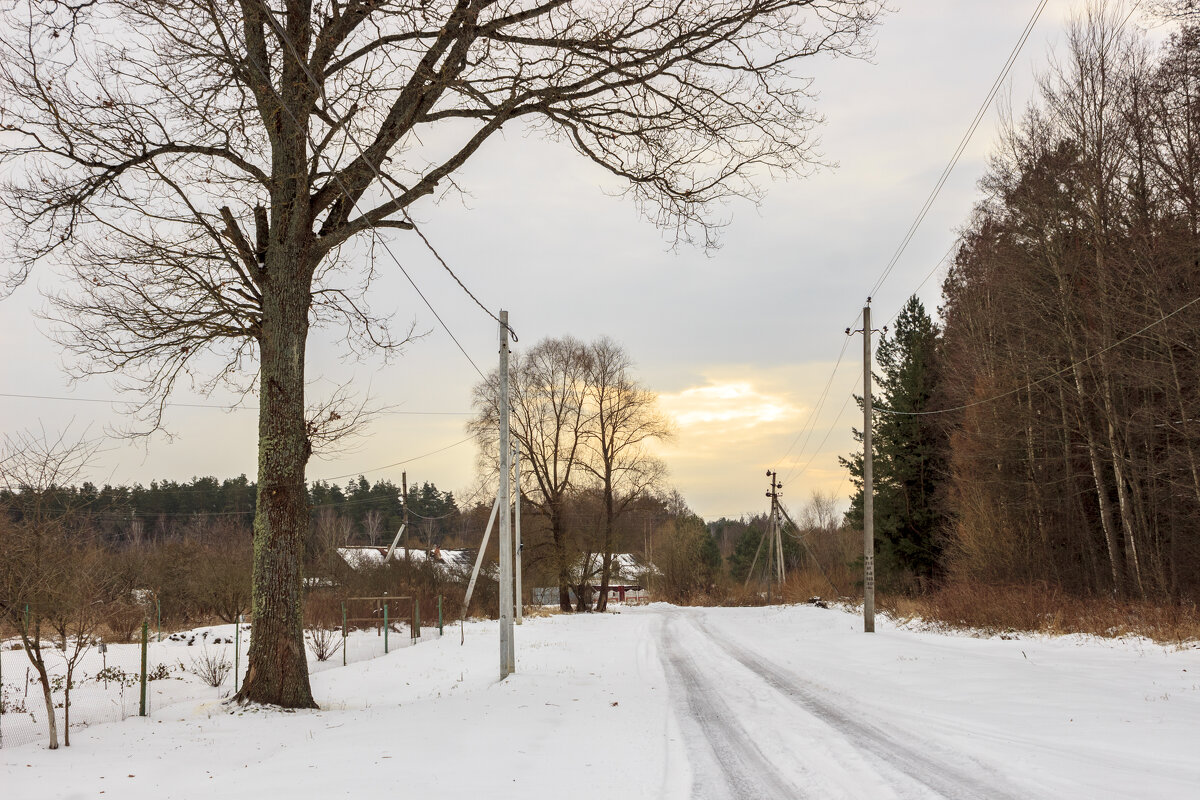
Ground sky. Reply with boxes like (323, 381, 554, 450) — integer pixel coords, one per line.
(0, 1, 1168, 521)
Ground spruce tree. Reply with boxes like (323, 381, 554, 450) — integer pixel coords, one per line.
(842, 296, 948, 587)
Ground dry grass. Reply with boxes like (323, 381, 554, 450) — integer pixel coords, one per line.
(878, 583, 1200, 645)
(674, 568, 1200, 646)
(521, 605, 562, 619)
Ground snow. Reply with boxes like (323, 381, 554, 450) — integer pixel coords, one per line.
(3, 603, 1199, 799)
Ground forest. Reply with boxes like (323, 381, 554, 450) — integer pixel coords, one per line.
(844, 9, 1200, 620)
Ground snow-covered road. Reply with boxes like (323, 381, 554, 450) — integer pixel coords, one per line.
(4, 603, 1199, 799)
(663, 608, 1021, 799)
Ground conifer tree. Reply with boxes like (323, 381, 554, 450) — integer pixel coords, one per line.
(842, 296, 948, 587)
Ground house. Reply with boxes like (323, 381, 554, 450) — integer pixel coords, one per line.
(335, 545, 475, 577)
(532, 553, 656, 606)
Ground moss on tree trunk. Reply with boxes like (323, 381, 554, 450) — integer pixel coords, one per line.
(235, 234, 317, 709)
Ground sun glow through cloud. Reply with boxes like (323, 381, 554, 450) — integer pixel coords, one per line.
(659, 381, 802, 431)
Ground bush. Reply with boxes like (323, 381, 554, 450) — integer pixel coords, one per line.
(655, 516, 721, 603)
(306, 626, 342, 662)
(188, 645, 231, 687)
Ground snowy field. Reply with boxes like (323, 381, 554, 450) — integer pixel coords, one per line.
(0, 621, 423, 749)
(3, 603, 1199, 799)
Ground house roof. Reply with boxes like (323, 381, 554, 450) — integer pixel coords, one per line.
(575, 552, 656, 583)
(336, 546, 475, 572)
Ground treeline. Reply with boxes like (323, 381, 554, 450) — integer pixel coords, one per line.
(848, 8, 1200, 603)
(0, 474, 458, 547)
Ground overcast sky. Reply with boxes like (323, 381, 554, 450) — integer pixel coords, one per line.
(0, 1, 1165, 520)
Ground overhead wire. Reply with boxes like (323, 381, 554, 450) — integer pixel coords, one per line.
(867, 0, 1050, 301)
(771, 330, 854, 471)
(313, 435, 477, 482)
(781, 375, 858, 486)
(876, 291, 1200, 417)
(0, 390, 472, 415)
(243, 0, 503, 379)
(774, 0, 1052, 498)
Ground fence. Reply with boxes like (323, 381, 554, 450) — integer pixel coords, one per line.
(1, 620, 174, 749)
(2, 595, 448, 749)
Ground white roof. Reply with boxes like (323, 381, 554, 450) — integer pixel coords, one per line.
(336, 546, 475, 571)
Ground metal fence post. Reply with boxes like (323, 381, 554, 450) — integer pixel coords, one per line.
(139, 619, 148, 717)
(342, 602, 347, 667)
(384, 602, 389, 655)
(438, 595, 443, 636)
(414, 597, 420, 641)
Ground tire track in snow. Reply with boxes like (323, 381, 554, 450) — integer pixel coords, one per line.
(660, 616, 809, 800)
(693, 614, 1024, 800)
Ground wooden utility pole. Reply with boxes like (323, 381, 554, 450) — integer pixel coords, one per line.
(498, 311, 515, 678)
(848, 302, 882, 633)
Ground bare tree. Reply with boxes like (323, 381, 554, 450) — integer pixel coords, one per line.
(44, 542, 108, 747)
(472, 337, 591, 610)
(581, 338, 671, 611)
(0, 427, 100, 749)
(0, 0, 880, 705)
(362, 509, 385, 546)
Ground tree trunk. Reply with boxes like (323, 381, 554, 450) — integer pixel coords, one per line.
(1071, 362, 1124, 595)
(23, 627, 57, 750)
(1096, 358, 1146, 598)
(236, 241, 317, 708)
(552, 509, 573, 612)
(38, 663, 57, 750)
(63, 666, 73, 747)
(596, 551, 614, 613)
(595, 485, 615, 612)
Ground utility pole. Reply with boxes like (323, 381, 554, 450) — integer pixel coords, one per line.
(765, 471, 785, 598)
(847, 301, 885, 633)
(514, 443, 523, 626)
(498, 311, 515, 678)
(401, 470, 410, 564)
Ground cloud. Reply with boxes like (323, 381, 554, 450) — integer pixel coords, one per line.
(658, 381, 803, 432)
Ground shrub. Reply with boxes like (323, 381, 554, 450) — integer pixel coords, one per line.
(306, 626, 342, 662)
(188, 645, 231, 687)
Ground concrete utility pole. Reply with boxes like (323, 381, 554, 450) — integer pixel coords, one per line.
(498, 311, 515, 678)
(514, 444, 523, 625)
(848, 302, 884, 633)
(402, 470, 410, 564)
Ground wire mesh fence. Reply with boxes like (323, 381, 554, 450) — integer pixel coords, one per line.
(2, 595, 448, 749)
(1, 626, 150, 749)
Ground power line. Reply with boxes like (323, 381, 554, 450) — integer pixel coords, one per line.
(233, 0, 496, 380)
(867, 0, 1050, 300)
(781, 376, 858, 486)
(0, 390, 472, 415)
(877, 291, 1200, 417)
(772, 332, 853, 471)
(882, 240, 959, 329)
(314, 436, 477, 482)
(252, 1, 514, 350)
(770, 305, 863, 481)
(778, 0, 1050, 497)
